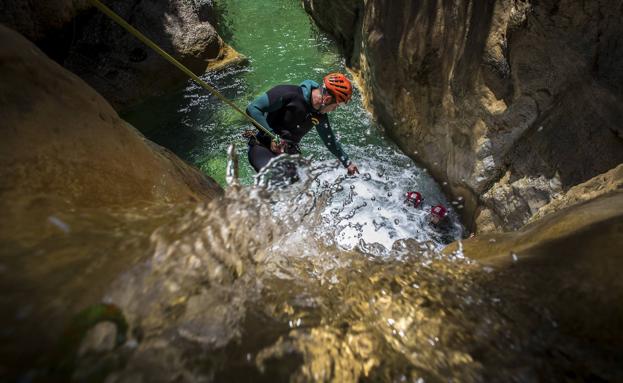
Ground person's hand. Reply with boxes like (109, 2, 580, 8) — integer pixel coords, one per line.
(347, 162, 359, 176)
(270, 139, 285, 154)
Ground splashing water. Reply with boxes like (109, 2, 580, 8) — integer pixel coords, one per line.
(47, 161, 603, 382)
(6, 159, 620, 381)
(7, 0, 620, 381)
(253, 154, 463, 253)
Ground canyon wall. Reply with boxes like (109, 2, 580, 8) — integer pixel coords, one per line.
(304, 0, 623, 232)
(0, 24, 223, 239)
(0, 0, 243, 108)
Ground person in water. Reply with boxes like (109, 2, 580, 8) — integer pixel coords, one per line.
(245, 72, 359, 175)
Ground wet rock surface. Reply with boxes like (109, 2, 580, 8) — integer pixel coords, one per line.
(0, 26, 222, 376)
(0, 24, 222, 218)
(445, 191, 623, 357)
(304, 0, 623, 232)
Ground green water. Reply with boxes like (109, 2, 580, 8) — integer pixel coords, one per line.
(123, 0, 382, 186)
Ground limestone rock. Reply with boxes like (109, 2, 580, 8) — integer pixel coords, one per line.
(63, 0, 226, 108)
(0, 24, 223, 236)
(444, 191, 623, 348)
(0, 0, 245, 108)
(305, 0, 623, 232)
(530, 163, 623, 223)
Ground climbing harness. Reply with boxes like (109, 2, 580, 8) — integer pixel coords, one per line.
(86, 0, 279, 143)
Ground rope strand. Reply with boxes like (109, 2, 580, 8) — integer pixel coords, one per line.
(87, 0, 278, 141)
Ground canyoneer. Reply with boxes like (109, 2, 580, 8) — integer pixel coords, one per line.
(244, 73, 360, 176)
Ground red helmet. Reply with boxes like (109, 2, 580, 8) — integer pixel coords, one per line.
(405, 191, 423, 208)
(431, 205, 447, 219)
(323, 72, 352, 104)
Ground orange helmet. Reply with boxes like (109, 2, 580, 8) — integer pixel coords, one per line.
(323, 72, 353, 104)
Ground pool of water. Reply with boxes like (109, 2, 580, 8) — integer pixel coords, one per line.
(122, 0, 464, 249)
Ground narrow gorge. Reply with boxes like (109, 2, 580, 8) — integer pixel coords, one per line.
(1, 0, 622, 381)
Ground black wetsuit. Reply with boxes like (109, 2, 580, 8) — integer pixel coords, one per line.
(245, 80, 350, 172)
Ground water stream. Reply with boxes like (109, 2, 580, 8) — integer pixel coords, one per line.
(5, 1, 621, 382)
(122, 0, 464, 250)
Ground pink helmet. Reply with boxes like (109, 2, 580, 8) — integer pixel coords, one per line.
(431, 205, 447, 219)
(405, 191, 423, 208)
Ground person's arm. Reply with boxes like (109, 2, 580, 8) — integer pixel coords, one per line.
(245, 93, 284, 135)
(315, 116, 351, 167)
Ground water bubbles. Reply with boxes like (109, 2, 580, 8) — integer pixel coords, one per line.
(362, 173, 372, 181)
(387, 192, 392, 197)
(394, 219, 400, 225)
(350, 185, 356, 190)
(370, 196, 376, 201)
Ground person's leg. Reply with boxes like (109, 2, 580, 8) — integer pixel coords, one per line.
(248, 144, 276, 172)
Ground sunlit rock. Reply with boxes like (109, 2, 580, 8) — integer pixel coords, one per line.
(304, 0, 623, 232)
(0, 0, 247, 108)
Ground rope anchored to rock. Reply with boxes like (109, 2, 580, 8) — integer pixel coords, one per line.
(86, 0, 279, 143)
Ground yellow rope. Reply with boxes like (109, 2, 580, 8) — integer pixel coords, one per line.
(87, 0, 277, 140)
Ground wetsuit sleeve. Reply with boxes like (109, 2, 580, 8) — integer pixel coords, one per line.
(316, 116, 351, 167)
(245, 93, 283, 135)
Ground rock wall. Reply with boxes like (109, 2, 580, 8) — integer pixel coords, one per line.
(444, 189, 623, 358)
(0, 24, 225, 376)
(0, 0, 243, 109)
(0, 0, 89, 41)
(0, 24, 222, 238)
(304, 0, 623, 233)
